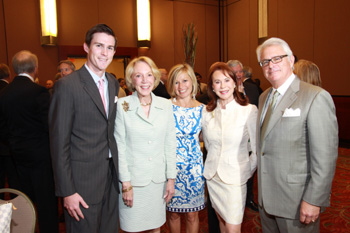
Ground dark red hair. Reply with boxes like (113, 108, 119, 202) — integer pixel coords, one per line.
(206, 62, 248, 112)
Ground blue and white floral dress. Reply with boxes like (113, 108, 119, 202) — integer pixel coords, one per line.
(167, 104, 205, 213)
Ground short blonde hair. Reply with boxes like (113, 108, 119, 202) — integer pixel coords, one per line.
(294, 59, 322, 87)
(125, 56, 161, 92)
(167, 63, 198, 98)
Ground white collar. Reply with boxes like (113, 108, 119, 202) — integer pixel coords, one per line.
(18, 73, 34, 82)
(274, 73, 295, 96)
(84, 63, 106, 83)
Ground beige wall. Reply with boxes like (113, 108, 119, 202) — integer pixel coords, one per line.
(1, 0, 350, 95)
(225, 0, 350, 95)
(1, 0, 58, 84)
(0, 0, 219, 86)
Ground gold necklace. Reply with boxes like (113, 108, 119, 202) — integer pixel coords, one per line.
(140, 101, 152, 106)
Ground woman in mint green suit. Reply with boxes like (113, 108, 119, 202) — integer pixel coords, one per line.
(114, 56, 177, 233)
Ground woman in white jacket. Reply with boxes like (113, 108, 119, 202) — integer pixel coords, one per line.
(202, 62, 257, 233)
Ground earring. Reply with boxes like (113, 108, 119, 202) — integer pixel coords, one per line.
(212, 89, 215, 93)
(192, 93, 196, 99)
(173, 97, 176, 103)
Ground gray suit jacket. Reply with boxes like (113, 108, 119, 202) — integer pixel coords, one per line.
(49, 66, 119, 204)
(257, 77, 338, 219)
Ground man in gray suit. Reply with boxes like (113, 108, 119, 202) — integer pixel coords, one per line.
(49, 24, 120, 233)
(256, 37, 338, 232)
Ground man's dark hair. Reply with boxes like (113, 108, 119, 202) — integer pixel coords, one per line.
(85, 24, 117, 50)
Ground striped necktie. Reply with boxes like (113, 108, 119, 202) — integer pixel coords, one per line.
(98, 78, 107, 113)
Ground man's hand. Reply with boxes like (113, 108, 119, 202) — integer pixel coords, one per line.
(299, 200, 320, 224)
(164, 179, 175, 203)
(64, 193, 89, 221)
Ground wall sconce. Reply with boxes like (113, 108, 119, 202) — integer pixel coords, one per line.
(137, 0, 151, 48)
(40, 0, 58, 46)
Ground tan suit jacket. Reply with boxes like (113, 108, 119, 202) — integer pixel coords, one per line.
(257, 77, 338, 219)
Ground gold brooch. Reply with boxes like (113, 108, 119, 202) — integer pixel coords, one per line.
(122, 101, 129, 112)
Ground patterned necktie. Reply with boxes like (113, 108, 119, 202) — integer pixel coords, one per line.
(98, 78, 107, 113)
(261, 90, 279, 140)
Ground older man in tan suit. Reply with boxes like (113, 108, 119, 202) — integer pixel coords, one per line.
(256, 37, 338, 232)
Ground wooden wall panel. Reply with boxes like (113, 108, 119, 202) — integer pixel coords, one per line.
(0, 0, 219, 86)
(57, 0, 99, 46)
(226, 0, 250, 64)
(172, 0, 219, 80)
(98, 0, 136, 47)
(0, 0, 8, 65)
(204, 3, 220, 82)
(4, 0, 58, 86)
(276, 0, 315, 61)
(138, 0, 175, 71)
(333, 96, 350, 142)
(314, 1, 350, 96)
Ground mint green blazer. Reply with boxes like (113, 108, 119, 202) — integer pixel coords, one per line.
(114, 92, 177, 186)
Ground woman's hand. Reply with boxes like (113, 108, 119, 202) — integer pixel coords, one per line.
(199, 131, 203, 142)
(122, 181, 133, 207)
(164, 179, 175, 203)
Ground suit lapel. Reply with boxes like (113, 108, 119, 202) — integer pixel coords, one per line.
(147, 95, 163, 125)
(261, 78, 300, 142)
(106, 73, 117, 119)
(133, 92, 163, 125)
(79, 66, 107, 119)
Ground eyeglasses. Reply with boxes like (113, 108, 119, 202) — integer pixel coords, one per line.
(259, 55, 288, 67)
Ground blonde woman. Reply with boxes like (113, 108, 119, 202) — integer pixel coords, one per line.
(294, 59, 322, 87)
(166, 64, 205, 233)
(115, 56, 176, 233)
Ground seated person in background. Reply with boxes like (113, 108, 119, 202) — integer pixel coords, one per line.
(294, 59, 322, 87)
(57, 59, 75, 78)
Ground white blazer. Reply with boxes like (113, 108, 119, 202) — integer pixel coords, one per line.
(202, 100, 257, 185)
(114, 92, 177, 187)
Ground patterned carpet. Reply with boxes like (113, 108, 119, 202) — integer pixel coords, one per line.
(160, 147, 350, 233)
(59, 147, 350, 232)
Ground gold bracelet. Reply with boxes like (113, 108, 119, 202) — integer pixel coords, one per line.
(122, 186, 133, 193)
